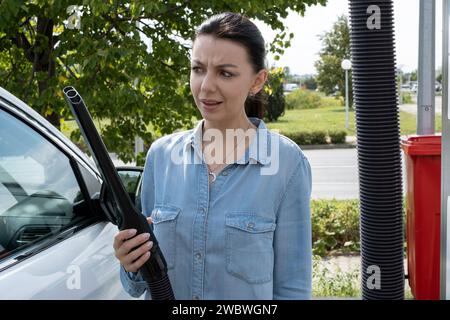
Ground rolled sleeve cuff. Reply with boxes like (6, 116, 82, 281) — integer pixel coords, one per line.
(119, 265, 148, 298)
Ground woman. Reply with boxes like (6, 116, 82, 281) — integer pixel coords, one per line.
(113, 12, 312, 300)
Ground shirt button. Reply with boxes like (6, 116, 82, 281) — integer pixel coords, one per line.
(247, 222, 255, 229)
(195, 252, 202, 260)
(200, 207, 206, 214)
(193, 295, 200, 300)
(222, 170, 228, 176)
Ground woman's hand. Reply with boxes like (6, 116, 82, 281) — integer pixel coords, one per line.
(113, 217, 154, 273)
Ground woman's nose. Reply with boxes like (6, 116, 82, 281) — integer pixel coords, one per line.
(200, 72, 216, 93)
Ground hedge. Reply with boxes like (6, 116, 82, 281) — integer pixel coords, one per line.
(283, 130, 347, 145)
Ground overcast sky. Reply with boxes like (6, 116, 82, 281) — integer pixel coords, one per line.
(253, 0, 443, 75)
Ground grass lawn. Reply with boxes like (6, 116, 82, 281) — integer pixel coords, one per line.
(266, 106, 442, 136)
(400, 110, 442, 134)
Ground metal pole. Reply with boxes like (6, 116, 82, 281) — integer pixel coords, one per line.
(345, 69, 349, 130)
(441, 0, 450, 300)
(417, 0, 436, 135)
(134, 136, 144, 157)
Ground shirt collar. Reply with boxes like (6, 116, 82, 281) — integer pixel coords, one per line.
(184, 117, 271, 165)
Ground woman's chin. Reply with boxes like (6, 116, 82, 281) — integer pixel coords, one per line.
(199, 108, 223, 120)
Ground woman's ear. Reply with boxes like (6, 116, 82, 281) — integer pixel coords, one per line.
(250, 69, 268, 95)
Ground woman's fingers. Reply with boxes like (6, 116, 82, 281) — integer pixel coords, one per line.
(127, 251, 151, 273)
(117, 232, 150, 258)
(123, 241, 154, 266)
(114, 215, 152, 252)
(113, 216, 154, 272)
(113, 229, 137, 251)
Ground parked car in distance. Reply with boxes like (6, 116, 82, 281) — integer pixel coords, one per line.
(400, 84, 411, 91)
(405, 81, 441, 93)
(435, 81, 442, 92)
(0, 86, 143, 299)
(283, 83, 299, 92)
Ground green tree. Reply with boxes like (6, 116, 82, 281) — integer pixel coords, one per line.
(0, 0, 326, 162)
(301, 74, 317, 90)
(282, 66, 299, 84)
(265, 67, 285, 122)
(314, 15, 352, 107)
(437, 68, 442, 83)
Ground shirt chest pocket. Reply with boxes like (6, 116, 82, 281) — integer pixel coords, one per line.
(151, 205, 181, 270)
(225, 214, 276, 284)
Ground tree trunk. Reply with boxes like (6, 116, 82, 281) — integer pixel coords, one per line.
(35, 17, 60, 129)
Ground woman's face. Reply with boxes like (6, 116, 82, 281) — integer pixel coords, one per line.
(190, 35, 266, 123)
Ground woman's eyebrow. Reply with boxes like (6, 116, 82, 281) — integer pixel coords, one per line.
(191, 60, 238, 68)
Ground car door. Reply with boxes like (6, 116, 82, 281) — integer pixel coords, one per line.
(0, 91, 133, 299)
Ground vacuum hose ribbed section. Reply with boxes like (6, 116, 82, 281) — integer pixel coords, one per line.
(148, 275, 175, 300)
(348, 0, 404, 299)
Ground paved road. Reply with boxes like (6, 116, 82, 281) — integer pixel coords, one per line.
(304, 148, 406, 200)
(399, 95, 442, 115)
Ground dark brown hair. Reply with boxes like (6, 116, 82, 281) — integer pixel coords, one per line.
(194, 12, 267, 119)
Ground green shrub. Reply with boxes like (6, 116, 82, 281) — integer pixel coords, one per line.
(310, 130, 328, 144)
(311, 199, 360, 256)
(265, 67, 286, 122)
(321, 95, 344, 108)
(283, 132, 310, 145)
(311, 199, 409, 257)
(311, 199, 413, 298)
(401, 91, 413, 104)
(328, 130, 347, 144)
(285, 88, 322, 110)
(283, 131, 327, 145)
(282, 130, 348, 145)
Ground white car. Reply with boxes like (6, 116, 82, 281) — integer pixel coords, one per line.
(400, 84, 411, 91)
(283, 83, 299, 92)
(0, 86, 142, 299)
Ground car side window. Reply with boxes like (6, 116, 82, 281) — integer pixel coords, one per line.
(117, 170, 142, 193)
(117, 169, 143, 213)
(0, 110, 86, 258)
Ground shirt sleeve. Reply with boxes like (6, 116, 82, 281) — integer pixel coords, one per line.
(273, 154, 312, 300)
(119, 265, 148, 298)
(119, 147, 155, 298)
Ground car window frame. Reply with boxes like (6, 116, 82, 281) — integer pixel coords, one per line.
(0, 99, 105, 269)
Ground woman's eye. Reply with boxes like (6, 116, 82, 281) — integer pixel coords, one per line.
(191, 66, 202, 73)
(221, 71, 234, 78)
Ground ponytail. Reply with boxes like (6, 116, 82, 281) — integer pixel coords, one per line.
(245, 90, 266, 119)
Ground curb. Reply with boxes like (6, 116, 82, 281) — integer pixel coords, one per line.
(300, 143, 357, 150)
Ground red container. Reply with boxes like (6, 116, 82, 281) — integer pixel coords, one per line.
(401, 135, 441, 300)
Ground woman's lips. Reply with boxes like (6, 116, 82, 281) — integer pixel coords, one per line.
(201, 100, 222, 111)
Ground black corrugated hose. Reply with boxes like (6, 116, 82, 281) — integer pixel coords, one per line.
(348, 0, 405, 299)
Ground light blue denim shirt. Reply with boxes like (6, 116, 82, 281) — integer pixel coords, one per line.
(120, 117, 312, 300)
